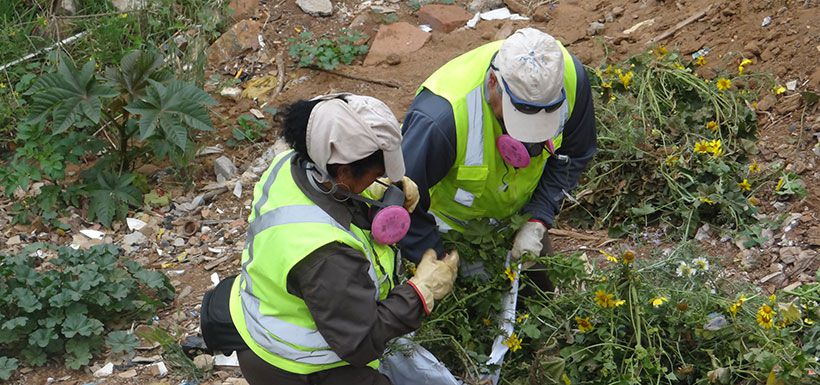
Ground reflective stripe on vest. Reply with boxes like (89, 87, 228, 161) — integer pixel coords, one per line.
(236, 153, 382, 366)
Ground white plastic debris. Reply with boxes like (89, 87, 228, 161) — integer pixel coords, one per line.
(80, 229, 105, 240)
(126, 217, 147, 231)
(761, 16, 772, 27)
(214, 351, 240, 367)
(211, 272, 221, 287)
(233, 180, 243, 198)
(208, 247, 224, 253)
(220, 87, 242, 100)
(151, 361, 168, 378)
(479, 7, 528, 21)
(93, 362, 114, 377)
(786, 80, 797, 91)
(466, 12, 480, 29)
(419, 24, 432, 33)
(249, 108, 265, 119)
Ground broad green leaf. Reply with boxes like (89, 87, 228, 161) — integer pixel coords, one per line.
(29, 328, 57, 348)
(62, 313, 104, 338)
(0, 356, 19, 381)
(133, 269, 168, 290)
(12, 287, 41, 312)
(1, 317, 27, 330)
(106, 331, 139, 354)
(64, 338, 93, 369)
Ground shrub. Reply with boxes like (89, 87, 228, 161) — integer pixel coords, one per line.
(0, 244, 174, 380)
(288, 30, 369, 71)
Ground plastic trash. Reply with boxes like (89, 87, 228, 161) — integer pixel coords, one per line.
(692, 47, 711, 59)
(761, 16, 772, 27)
(703, 312, 728, 331)
(380, 337, 462, 385)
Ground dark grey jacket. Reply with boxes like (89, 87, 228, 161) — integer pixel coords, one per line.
(398, 54, 597, 262)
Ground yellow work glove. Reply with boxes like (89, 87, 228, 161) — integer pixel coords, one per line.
(366, 176, 420, 212)
(408, 249, 459, 314)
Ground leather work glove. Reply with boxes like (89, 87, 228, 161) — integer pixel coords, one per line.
(366, 176, 420, 212)
(408, 249, 459, 314)
(512, 221, 547, 260)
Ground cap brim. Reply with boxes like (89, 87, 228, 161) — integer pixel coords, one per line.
(501, 90, 563, 143)
(383, 147, 406, 183)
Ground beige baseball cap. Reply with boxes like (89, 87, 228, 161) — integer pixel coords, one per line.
(494, 28, 567, 143)
(306, 93, 405, 182)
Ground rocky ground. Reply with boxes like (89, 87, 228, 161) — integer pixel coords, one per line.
(1, 0, 818, 384)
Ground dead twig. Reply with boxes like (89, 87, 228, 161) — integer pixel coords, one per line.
(312, 66, 401, 89)
(274, 50, 286, 96)
(647, 5, 712, 45)
(547, 228, 604, 241)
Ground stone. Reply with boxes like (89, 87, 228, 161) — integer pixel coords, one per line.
(385, 54, 401, 65)
(296, 0, 332, 17)
(587, 21, 605, 36)
(94, 362, 114, 377)
(779, 246, 801, 264)
(744, 40, 761, 56)
(494, 21, 515, 40)
(149, 362, 168, 378)
(738, 249, 761, 271)
(193, 354, 215, 372)
(227, 0, 259, 21)
(173, 237, 186, 247)
(694, 223, 711, 242)
(418, 4, 473, 33)
(225, 378, 250, 385)
(757, 94, 777, 112)
(206, 20, 261, 67)
(759, 271, 786, 286)
(503, 0, 528, 15)
(467, 0, 503, 13)
(809, 67, 820, 90)
(5, 235, 21, 246)
(123, 231, 148, 246)
(112, 0, 145, 12)
(364, 22, 431, 66)
(348, 13, 370, 32)
(118, 369, 138, 378)
(611, 6, 624, 17)
(57, 0, 76, 15)
(214, 156, 238, 183)
(808, 226, 820, 246)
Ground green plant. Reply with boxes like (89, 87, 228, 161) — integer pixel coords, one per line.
(288, 30, 369, 71)
(565, 49, 768, 238)
(412, 220, 819, 384)
(137, 326, 203, 381)
(377, 12, 399, 24)
(228, 113, 267, 147)
(0, 243, 174, 379)
(774, 172, 807, 198)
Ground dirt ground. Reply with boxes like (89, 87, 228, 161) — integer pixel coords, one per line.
(5, 0, 819, 384)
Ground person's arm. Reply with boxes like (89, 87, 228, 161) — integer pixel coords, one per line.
(287, 243, 424, 367)
(523, 55, 597, 226)
(397, 90, 457, 262)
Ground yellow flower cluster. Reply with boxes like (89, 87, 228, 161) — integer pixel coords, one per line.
(695, 56, 706, 66)
(749, 161, 761, 173)
(728, 295, 746, 316)
(693, 139, 723, 157)
(738, 179, 751, 191)
(594, 290, 625, 308)
(738, 59, 753, 76)
(575, 316, 593, 333)
(756, 304, 776, 329)
(649, 296, 668, 308)
(618, 70, 634, 88)
(716, 78, 732, 91)
(600, 249, 618, 263)
(622, 250, 636, 265)
(516, 313, 529, 324)
(504, 267, 517, 283)
(502, 333, 522, 352)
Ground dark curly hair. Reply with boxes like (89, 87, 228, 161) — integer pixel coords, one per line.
(281, 97, 385, 179)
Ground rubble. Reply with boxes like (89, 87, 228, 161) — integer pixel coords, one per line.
(364, 22, 431, 66)
(215, 156, 239, 183)
(206, 20, 262, 67)
(296, 0, 332, 16)
(418, 4, 474, 33)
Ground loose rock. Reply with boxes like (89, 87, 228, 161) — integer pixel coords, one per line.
(94, 362, 114, 377)
(418, 4, 474, 33)
(5, 235, 21, 246)
(364, 22, 431, 66)
(112, 0, 145, 12)
(587, 22, 605, 36)
(118, 369, 138, 378)
(227, 0, 259, 21)
(149, 362, 168, 378)
(779, 246, 801, 264)
(206, 20, 261, 67)
(194, 354, 215, 372)
(467, 0, 503, 13)
(123, 232, 148, 246)
(611, 6, 624, 17)
(214, 156, 238, 183)
(756, 94, 777, 112)
(296, 0, 332, 17)
(385, 54, 401, 66)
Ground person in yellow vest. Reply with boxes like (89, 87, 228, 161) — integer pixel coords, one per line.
(228, 93, 459, 384)
(399, 28, 597, 282)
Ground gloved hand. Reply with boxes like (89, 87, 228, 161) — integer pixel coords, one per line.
(366, 176, 420, 212)
(512, 221, 547, 260)
(408, 249, 459, 314)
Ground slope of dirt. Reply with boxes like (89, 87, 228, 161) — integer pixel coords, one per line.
(4, 0, 818, 384)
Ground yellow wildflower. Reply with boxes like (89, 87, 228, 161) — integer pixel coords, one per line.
(756, 304, 775, 329)
(706, 120, 718, 131)
(619, 71, 634, 88)
(773, 85, 786, 95)
(694, 140, 711, 154)
(749, 161, 761, 173)
(769, 294, 777, 303)
(775, 177, 785, 191)
(594, 290, 625, 308)
(805, 318, 815, 325)
(650, 296, 669, 308)
(601, 81, 612, 89)
(502, 333, 522, 352)
(119, 12, 128, 18)
(747, 196, 759, 206)
(0, 83, 5, 89)
(673, 62, 685, 70)
(738, 59, 753, 76)
(483, 318, 493, 326)
(655, 46, 668, 57)
(708, 139, 723, 157)
(562, 373, 571, 385)
(516, 313, 529, 324)
(622, 250, 635, 265)
(504, 267, 517, 283)
(575, 316, 593, 333)
(664, 155, 679, 167)
(695, 56, 706, 66)
(600, 249, 618, 263)
(716, 78, 732, 91)
(738, 179, 751, 191)
(728, 295, 746, 316)
(698, 197, 715, 204)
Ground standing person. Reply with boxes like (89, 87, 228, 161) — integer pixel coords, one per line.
(399, 28, 597, 273)
(225, 93, 459, 385)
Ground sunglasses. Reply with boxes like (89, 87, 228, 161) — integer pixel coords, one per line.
(490, 65, 566, 115)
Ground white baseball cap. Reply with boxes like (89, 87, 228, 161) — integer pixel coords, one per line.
(494, 28, 566, 143)
(306, 93, 405, 182)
